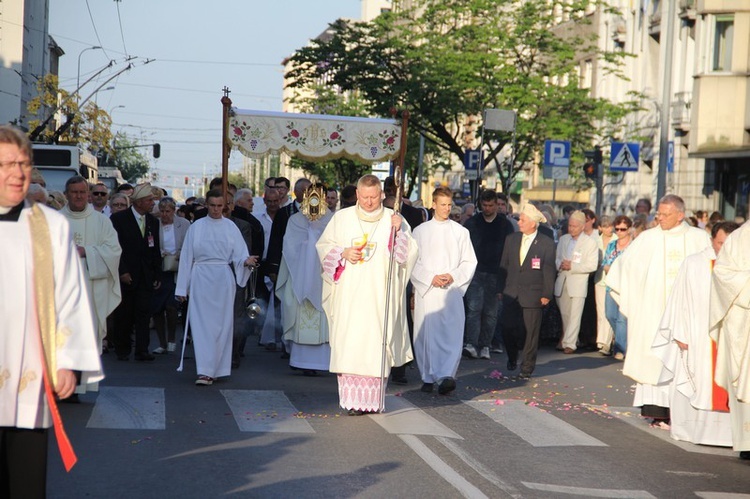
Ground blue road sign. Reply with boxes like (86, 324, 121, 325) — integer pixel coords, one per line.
(667, 141, 674, 173)
(464, 149, 482, 180)
(610, 142, 639, 172)
(543, 140, 570, 180)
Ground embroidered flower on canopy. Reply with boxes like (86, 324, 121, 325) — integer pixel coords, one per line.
(230, 119, 263, 144)
(322, 124, 346, 148)
(283, 121, 306, 146)
(379, 129, 399, 152)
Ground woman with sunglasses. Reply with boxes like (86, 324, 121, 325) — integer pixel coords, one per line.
(602, 216, 633, 360)
(594, 216, 616, 355)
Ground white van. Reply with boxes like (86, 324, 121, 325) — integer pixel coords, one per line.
(32, 143, 98, 192)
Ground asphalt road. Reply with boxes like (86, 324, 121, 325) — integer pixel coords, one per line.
(48, 331, 750, 498)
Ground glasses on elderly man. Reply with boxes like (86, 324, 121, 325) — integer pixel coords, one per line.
(92, 192, 108, 197)
(0, 160, 33, 172)
(614, 227, 629, 232)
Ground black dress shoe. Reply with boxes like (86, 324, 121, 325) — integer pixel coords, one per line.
(347, 409, 366, 416)
(740, 451, 750, 460)
(302, 370, 318, 377)
(134, 352, 155, 361)
(391, 375, 408, 385)
(116, 354, 130, 361)
(421, 383, 434, 393)
(438, 378, 456, 395)
(507, 360, 517, 371)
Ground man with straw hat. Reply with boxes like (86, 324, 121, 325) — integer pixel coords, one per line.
(499, 203, 556, 380)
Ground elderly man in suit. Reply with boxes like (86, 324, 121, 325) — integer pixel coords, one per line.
(554, 211, 599, 354)
(499, 204, 556, 380)
(110, 183, 162, 361)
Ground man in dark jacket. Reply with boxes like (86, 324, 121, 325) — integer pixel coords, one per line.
(110, 183, 162, 361)
(499, 204, 556, 379)
(463, 190, 514, 360)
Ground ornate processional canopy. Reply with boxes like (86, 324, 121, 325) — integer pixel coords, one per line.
(228, 109, 402, 163)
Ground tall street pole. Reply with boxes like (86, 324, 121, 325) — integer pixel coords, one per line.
(77, 46, 102, 104)
(656, 0, 676, 201)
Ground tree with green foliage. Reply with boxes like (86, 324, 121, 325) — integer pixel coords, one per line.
(103, 133, 150, 183)
(285, 0, 640, 190)
(26, 74, 115, 156)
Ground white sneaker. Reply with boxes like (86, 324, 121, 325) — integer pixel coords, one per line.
(152, 347, 167, 355)
(463, 344, 478, 359)
(167, 342, 176, 352)
(479, 347, 491, 359)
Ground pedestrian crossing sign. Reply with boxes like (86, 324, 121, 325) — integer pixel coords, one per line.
(610, 142, 639, 172)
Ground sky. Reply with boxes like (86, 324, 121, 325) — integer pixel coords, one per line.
(49, 0, 361, 190)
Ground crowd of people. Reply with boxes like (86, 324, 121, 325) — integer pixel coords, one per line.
(5, 119, 750, 495)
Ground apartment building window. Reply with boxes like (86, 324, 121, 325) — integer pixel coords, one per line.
(712, 15, 734, 71)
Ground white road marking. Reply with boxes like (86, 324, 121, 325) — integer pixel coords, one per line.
(436, 436, 523, 498)
(86, 386, 165, 430)
(522, 482, 656, 498)
(695, 493, 750, 498)
(369, 395, 462, 439)
(606, 406, 736, 457)
(465, 399, 607, 447)
(400, 434, 488, 499)
(221, 389, 314, 433)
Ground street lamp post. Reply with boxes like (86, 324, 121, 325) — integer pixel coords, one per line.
(77, 46, 102, 103)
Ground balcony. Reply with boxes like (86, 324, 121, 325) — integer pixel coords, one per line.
(671, 91, 692, 131)
(678, 0, 695, 21)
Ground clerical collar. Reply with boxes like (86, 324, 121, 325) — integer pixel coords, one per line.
(356, 204, 384, 222)
(0, 201, 24, 222)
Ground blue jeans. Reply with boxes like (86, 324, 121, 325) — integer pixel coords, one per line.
(605, 290, 627, 355)
(464, 271, 499, 349)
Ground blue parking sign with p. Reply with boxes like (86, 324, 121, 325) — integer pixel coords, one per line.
(544, 140, 570, 167)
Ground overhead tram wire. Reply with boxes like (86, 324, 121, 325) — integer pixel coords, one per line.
(114, 0, 129, 57)
(85, 0, 111, 60)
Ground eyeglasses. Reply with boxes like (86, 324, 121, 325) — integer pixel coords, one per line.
(614, 227, 629, 232)
(92, 192, 108, 197)
(0, 160, 33, 172)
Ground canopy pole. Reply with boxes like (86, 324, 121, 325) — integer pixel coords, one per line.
(380, 109, 410, 413)
(221, 87, 232, 202)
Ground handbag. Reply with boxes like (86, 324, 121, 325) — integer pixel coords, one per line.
(162, 254, 179, 272)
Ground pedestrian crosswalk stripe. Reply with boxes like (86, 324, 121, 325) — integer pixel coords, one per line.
(221, 389, 315, 433)
(370, 395, 462, 439)
(523, 482, 656, 498)
(86, 386, 165, 430)
(695, 492, 750, 498)
(465, 399, 607, 447)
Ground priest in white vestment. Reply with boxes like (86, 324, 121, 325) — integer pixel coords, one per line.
(316, 174, 418, 415)
(410, 187, 476, 395)
(0, 125, 103, 493)
(176, 189, 257, 386)
(710, 220, 750, 459)
(60, 177, 122, 365)
(653, 222, 739, 445)
(607, 194, 710, 424)
(278, 186, 333, 373)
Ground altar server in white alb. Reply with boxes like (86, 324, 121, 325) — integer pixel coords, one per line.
(607, 194, 710, 426)
(0, 125, 103, 496)
(410, 187, 476, 395)
(277, 184, 333, 375)
(710, 219, 750, 460)
(176, 189, 258, 386)
(653, 221, 739, 446)
(317, 174, 418, 415)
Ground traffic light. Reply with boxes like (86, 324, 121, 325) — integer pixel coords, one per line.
(184, 176, 189, 185)
(153, 143, 161, 158)
(583, 162, 597, 180)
